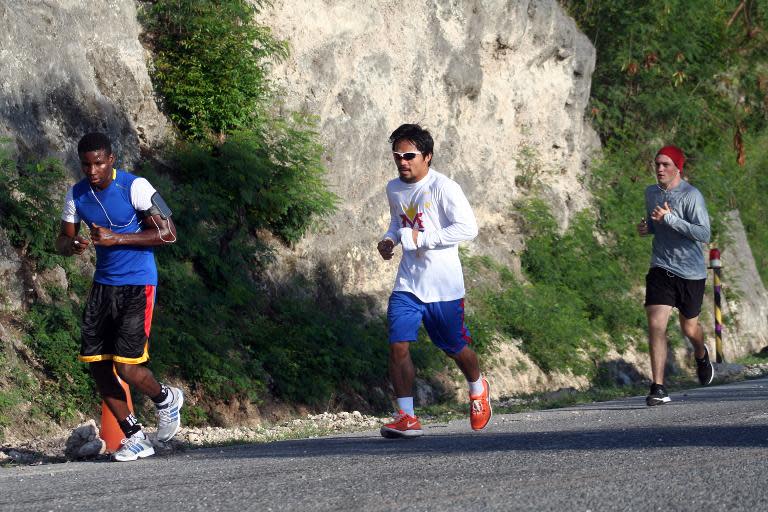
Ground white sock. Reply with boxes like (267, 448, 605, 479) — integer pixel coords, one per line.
(468, 376, 484, 396)
(397, 397, 415, 416)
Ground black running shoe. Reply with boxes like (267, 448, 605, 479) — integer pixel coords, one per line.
(695, 346, 715, 385)
(646, 383, 670, 406)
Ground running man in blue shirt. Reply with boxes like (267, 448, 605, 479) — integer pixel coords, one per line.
(55, 132, 183, 461)
(636, 145, 714, 406)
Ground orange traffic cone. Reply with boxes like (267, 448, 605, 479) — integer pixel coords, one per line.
(100, 370, 134, 453)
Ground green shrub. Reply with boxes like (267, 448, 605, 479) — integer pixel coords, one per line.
(699, 130, 768, 283)
(0, 390, 22, 431)
(166, 122, 337, 251)
(0, 144, 102, 422)
(519, 200, 645, 345)
(457, 0, 768, 381)
(24, 292, 98, 421)
(0, 141, 68, 268)
(564, 0, 766, 155)
(141, 0, 287, 141)
(465, 253, 605, 376)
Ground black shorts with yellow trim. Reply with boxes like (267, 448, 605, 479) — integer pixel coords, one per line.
(79, 282, 156, 365)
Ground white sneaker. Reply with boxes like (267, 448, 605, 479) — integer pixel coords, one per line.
(156, 386, 184, 442)
(113, 431, 155, 462)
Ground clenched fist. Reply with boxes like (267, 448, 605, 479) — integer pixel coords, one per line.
(377, 239, 395, 260)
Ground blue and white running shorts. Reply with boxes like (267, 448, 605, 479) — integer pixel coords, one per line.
(387, 291, 472, 355)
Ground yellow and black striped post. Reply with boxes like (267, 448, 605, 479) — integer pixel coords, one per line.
(709, 247, 725, 363)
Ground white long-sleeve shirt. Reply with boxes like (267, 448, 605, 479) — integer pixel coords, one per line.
(382, 169, 478, 302)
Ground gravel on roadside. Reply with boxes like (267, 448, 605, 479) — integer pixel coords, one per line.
(0, 411, 388, 466)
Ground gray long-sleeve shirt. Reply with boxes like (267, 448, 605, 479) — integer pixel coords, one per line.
(645, 180, 711, 280)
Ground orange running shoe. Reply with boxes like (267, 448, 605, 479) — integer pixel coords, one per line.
(469, 378, 492, 431)
(380, 410, 423, 438)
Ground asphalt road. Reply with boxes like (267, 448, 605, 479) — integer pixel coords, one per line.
(2, 377, 768, 512)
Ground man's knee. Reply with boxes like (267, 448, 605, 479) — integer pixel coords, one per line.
(646, 306, 672, 333)
(389, 342, 411, 362)
(680, 320, 701, 339)
(647, 322, 668, 339)
(90, 362, 125, 399)
(114, 362, 146, 383)
(446, 344, 474, 360)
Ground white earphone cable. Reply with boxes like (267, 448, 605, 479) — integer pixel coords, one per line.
(89, 187, 136, 228)
(150, 215, 176, 243)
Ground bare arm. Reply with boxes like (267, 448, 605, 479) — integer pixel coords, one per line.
(55, 221, 90, 256)
(377, 238, 395, 260)
(89, 215, 177, 247)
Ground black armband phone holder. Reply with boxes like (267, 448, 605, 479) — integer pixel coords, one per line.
(139, 192, 173, 220)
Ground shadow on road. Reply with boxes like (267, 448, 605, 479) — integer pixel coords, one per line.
(541, 381, 768, 413)
(182, 380, 768, 462)
(190, 422, 768, 462)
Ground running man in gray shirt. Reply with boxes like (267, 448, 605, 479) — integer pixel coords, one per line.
(636, 145, 715, 406)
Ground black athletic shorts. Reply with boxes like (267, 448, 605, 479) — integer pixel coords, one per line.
(79, 283, 156, 364)
(644, 267, 706, 319)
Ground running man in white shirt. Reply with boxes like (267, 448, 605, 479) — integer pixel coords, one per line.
(377, 124, 491, 438)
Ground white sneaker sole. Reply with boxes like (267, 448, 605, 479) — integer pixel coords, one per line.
(380, 426, 424, 438)
(646, 396, 671, 406)
(698, 345, 715, 385)
(113, 446, 155, 462)
(700, 364, 715, 385)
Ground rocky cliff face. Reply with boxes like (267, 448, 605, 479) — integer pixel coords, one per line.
(0, 0, 598, 301)
(0, 0, 168, 172)
(258, 0, 600, 296)
(719, 211, 768, 354)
